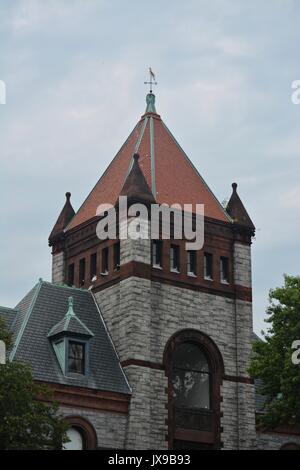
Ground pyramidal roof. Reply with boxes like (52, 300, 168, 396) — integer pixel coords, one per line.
(67, 93, 229, 230)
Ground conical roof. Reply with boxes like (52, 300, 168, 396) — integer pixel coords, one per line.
(226, 183, 255, 230)
(49, 192, 75, 243)
(67, 93, 229, 230)
(120, 153, 156, 206)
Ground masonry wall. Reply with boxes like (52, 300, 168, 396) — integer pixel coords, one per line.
(94, 224, 257, 449)
(256, 432, 300, 450)
(52, 252, 65, 284)
(60, 406, 127, 449)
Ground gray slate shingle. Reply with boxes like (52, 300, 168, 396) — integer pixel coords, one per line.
(2, 281, 130, 395)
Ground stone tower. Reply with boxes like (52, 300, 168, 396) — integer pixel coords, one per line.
(49, 92, 256, 450)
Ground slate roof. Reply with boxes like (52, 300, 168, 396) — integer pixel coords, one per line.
(0, 306, 18, 330)
(48, 298, 94, 339)
(67, 93, 230, 230)
(1, 281, 130, 395)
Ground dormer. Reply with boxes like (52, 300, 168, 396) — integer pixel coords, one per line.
(48, 296, 94, 377)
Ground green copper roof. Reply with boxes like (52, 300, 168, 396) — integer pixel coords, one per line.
(145, 92, 157, 114)
(48, 296, 94, 338)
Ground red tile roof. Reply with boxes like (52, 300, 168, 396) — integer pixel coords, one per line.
(67, 95, 229, 230)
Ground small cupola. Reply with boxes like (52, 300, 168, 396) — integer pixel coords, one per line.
(48, 296, 94, 376)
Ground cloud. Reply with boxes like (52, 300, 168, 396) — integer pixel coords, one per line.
(9, 0, 101, 33)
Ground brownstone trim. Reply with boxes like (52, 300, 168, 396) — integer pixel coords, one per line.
(64, 415, 98, 449)
(120, 359, 253, 386)
(37, 381, 130, 414)
(92, 260, 252, 301)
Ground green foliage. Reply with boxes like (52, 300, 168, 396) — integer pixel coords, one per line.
(249, 275, 300, 430)
(0, 315, 13, 350)
(0, 317, 69, 450)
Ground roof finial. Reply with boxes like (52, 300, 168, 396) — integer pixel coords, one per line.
(232, 182, 238, 193)
(67, 296, 75, 316)
(144, 67, 157, 94)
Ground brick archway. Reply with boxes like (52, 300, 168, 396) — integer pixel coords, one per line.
(65, 416, 98, 450)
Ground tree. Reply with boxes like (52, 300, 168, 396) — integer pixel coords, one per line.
(249, 275, 300, 430)
(0, 317, 69, 450)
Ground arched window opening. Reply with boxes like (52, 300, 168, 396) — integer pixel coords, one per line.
(164, 330, 224, 450)
(64, 416, 97, 450)
(172, 343, 210, 411)
(64, 426, 84, 450)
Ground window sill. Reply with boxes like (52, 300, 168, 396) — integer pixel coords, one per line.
(187, 272, 197, 278)
(100, 271, 109, 276)
(170, 268, 180, 274)
(153, 264, 163, 270)
(221, 280, 229, 285)
(204, 276, 213, 282)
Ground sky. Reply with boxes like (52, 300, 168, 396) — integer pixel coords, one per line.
(0, 0, 300, 335)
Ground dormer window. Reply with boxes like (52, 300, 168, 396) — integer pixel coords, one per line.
(48, 297, 94, 377)
(68, 341, 85, 374)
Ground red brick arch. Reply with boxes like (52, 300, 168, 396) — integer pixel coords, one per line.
(65, 415, 98, 450)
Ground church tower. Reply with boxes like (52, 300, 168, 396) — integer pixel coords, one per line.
(49, 91, 256, 450)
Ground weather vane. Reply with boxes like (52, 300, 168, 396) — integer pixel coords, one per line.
(144, 67, 157, 93)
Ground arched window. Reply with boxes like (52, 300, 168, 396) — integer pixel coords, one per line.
(164, 330, 224, 450)
(64, 416, 97, 450)
(172, 343, 210, 411)
(64, 427, 84, 450)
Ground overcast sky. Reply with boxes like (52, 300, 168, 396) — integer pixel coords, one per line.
(1, 0, 300, 335)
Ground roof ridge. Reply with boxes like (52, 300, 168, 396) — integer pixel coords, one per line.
(126, 116, 149, 178)
(9, 281, 42, 361)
